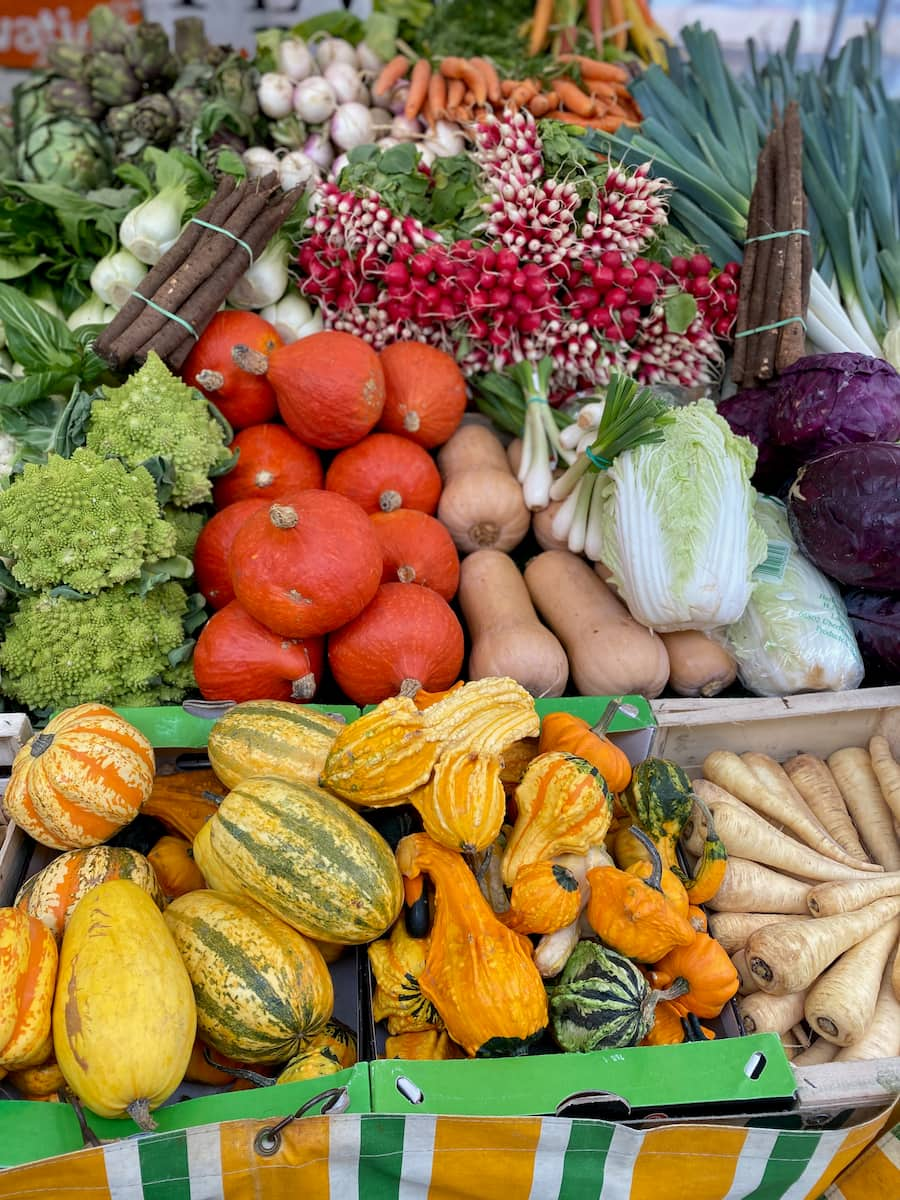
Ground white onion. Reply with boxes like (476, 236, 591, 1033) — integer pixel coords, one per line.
(330, 102, 374, 151)
(323, 61, 363, 105)
(261, 294, 324, 343)
(355, 41, 383, 73)
(390, 114, 423, 141)
(389, 84, 411, 116)
(330, 152, 350, 179)
(277, 37, 314, 82)
(293, 77, 337, 124)
(314, 37, 357, 69)
(303, 132, 335, 171)
(243, 146, 281, 180)
(430, 120, 466, 156)
(257, 72, 295, 119)
(279, 150, 322, 191)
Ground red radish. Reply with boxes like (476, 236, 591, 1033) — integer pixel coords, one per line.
(229, 490, 382, 638)
(370, 509, 460, 599)
(194, 498, 268, 610)
(181, 311, 282, 430)
(325, 433, 442, 515)
(212, 424, 323, 509)
(193, 600, 323, 702)
(328, 582, 465, 705)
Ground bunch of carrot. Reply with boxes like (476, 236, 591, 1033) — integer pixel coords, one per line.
(373, 52, 640, 133)
(689, 739, 900, 1064)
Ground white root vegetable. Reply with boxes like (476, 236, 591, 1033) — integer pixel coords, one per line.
(807, 873, 900, 916)
(803, 919, 900, 1046)
(712, 858, 811, 915)
(708, 912, 810, 955)
(739, 989, 808, 1035)
(293, 77, 337, 124)
(783, 754, 871, 862)
(827, 747, 900, 872)
(792, 1037, 839, 1066)
(534, 846, 612, 978)
(731, 948, 759, 995)
(869, 736, 900, 824)
(833, 965, 900, 1061)
(746, 897, 900, 995)
(257, 72, 296, 119)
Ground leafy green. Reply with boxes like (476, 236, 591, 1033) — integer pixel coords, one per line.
(340, 144, 479, 231)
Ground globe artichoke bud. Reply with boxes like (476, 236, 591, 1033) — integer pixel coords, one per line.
(125, 22, 176, 86)
(45, 78, 106, 121)
(85, 51, 143, 108)
(46, 41, 90, 81)
(130, 94, 179, 145)
(17, 117, 114, 191)
(169, 84, 207, 129)
(87, 5, 131, 53)
(213, 56, 259, 121)
(11, 72, 54, 139)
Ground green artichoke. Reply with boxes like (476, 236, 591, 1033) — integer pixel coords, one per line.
(11, 72, 54, 140)
(87, 5, 131, 53)
(46, 41, 90, 81)
(125, 22, 177, 87)
(45, 78, 106, 121)
(17, 117, 114, 191)
(169, 84, 207, 129)
(212, 54, 259, 123)
(109, 94, 179, 158)
(85, 50, 142, 108)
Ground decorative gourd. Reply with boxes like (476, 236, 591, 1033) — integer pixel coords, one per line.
(6, 1055, 66, 1099)
(164, 890, 333, 1063)
(412, 682, 464, 709)
(229, 492, 382, 638)
(192, 776, 403, 944)
(5, 704, 155, 850)
(642, 1001, 688, 1047)
(384, 1030, 464, 1060)
(395, 834, 548, 1057)
(140, 769, 224, 840)
(622, 758, 695, 870)
(408, 750, 506, 854)
(326, 433, 442, 515)
(213, 423, 323, 509)
(585, 831, 697, 962)
(502, 861, 583, 935)
(328, 582, 465, 706)
(15, 847, 165, 941)
(609, 827, 691, 919)
(0, 908, 57, 1070)
(370, 509, 460, 599)
(194, 498, 268, 609)
(377, 342, 467, 448)
(321, 696, 442, 806)
(182, 310, 282, 430)
(500, 738, 540, 785)
(300, 1018, 357, 1069)
(538, 712, 632, 793)
(369, 920, 444, 1035)
(276, 1047, 344, 1084)
(184, 1039, 243, 1086)
(676, 794, 728, 905)
(532, 845, 615, 978)
(53, 880, 196, 1130)
(502, 752, 614, 887)
(148, 836, 206, 900)
(207, 700, 344, 791)
(311, 939, 345, 965)
(193, 602, 324, 702)
(648, 933, 740, 1019)
(548, 941, 688, 1052)
(420, 676, 541, 755)
(624, 859, 691, 920)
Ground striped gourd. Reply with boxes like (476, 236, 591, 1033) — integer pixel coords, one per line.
(408, 749, 505, 853)
(164, 890, 333, 1063)
(421, 677, 540, 754)
(0, 908, 57, 1070)
(16, 847, 164, 942)
(206, 700, 345, 790)
(192, 776, 403, 943)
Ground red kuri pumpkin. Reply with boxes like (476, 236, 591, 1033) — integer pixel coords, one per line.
(266, 332, 385, 450)
(181, 311, 283, 430)
(229, 491, 382, 637)
(377, 343, 468, 448)
(194, 499, 268, 610)
(370, 510, 460, 599)
(325, 433, 442, 515)
(212, 424, 323, 509)
(193, 601, 324, 701)
(328, 582, 465, 705)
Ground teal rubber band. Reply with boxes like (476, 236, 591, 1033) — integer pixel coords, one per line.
(527, 394, 548, 404)
(130, 291, 199, 340)
(190, 217, 254, 264)
(734, 315, 807, 339)
(585, 447, 611, 470)
(745, 227, 809, 244)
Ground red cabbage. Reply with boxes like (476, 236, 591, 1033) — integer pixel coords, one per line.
(717, 388, 794, 494)
(844, 590, 900, 684)
(787, 442, 900, 590)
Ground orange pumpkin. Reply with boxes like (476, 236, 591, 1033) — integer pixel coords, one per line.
(141, 769, 224, 841)
(148, 836, 206, 900)
(377, 342, 467, 449)
(7, 1055, 66, 1098)
(4, 705, 155, 850)
(0, 908, 58, 1070)
(649, 933, 740, 1019)
(183, 1039, 244, 1086)
(538, 712, 632, 793)
(326, 433, 442, 516)
(370, 509, 460, 600)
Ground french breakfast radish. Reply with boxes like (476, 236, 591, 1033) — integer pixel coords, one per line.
(869, 736, 900, 824)
(660, 632, 737, 698)
(827, 747, 900, 871)
(739, 989, 808, 1036)
(746, 897, 900, 995)
(708, 912, 810, 954)
(783, 754, 872, 863)
(458, 550, 568, 697)
(807, 874, 900, 917)
(523, 550, 669, 698)
(833, 966, 900, 1061)
(804, 918, 900, 1045)
(712, 858, 811, 915)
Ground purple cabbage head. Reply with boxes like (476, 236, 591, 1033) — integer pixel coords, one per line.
(717, 387, 793, 493)
(843, 590, 900, 685)
(787, 442, 900, 590)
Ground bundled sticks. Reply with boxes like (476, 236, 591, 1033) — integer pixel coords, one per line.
(95, 174, 304, 373)
(732, 102, 811, 389)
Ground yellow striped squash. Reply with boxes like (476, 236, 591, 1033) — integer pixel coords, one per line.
(206, 700, 345, 790)
(164, 890, 333, 1063)
(192, 776, 403, 944)
(0, 908, 57, 1070)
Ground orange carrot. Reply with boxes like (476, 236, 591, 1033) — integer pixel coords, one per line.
(529, 0, 555, 57)
(446, 78, 467, 111)
(607, 0, 628, 51)
(427, 71, 447, 120)
(471, 57, 502, 105)
(439, 57, 487, 105)
(554, 78, 597, 118)
(586, 79, 618, 100)
(548, 110, 612, 130)
(556, 55, 629, 82)
(501, 79, 518, 97)
(373, 55, 410, 98)
(404, 59, 432, 121)
(529, 94, 554, 116)
(509, 80, 540, 112)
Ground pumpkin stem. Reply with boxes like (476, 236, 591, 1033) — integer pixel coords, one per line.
(232, 344, 269, 376)
(291, 673, 317, 700)
(30, 733, 55, 758)
(398, 678, 423, 699)
(255, 470, 276, 489)
(469, 521, 500, 547)
(379, 489, 402, 512)
(195, 368, 225, 392)
(269, 504, 299, 529)
(628, 826, 664, 893)
(396, 564, 417, 583)
(202, 1047, 274, 1088)
(126, 1098, 158, 1132)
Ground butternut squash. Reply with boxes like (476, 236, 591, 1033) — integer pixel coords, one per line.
(437, 422, 510, 478)
(458, 551, 568, 698)
(660, 631, 737, 698)
(532, 500, 571, 552)
(437, 425, 529, 554)
(524, 551, 669, 698)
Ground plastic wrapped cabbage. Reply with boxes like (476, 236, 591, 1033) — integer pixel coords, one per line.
(719, 496, 864, 697)
(596, 399, 767, 632)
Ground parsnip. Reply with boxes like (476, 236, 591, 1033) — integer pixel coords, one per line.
(783, 754, 871, 862)
(712, 858, 811, 915)
(731, 948, 759, 995)
(807, 873, 900, 917)
(869, 736, 900, 824)
(804, 919, 900, 1045)
(833, 966, 900, 1062)
(828, 747, 900, 871)
(708, 911, 810, 954)
(792, 1038, 838, 1066)
(739, 989, 808, 1035)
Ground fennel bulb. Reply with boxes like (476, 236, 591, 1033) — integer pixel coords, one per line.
(228, 236, 290, 310)
(90, 248, 147, 307)
(260, 293, 323, 342)
(596, 399, 767, 632)
(66, 295, 116, 329)
(120, 191, 185, 265)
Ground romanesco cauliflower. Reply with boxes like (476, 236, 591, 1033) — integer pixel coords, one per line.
(163, 506, 205, 558)
(86, 351, 232, 507)
(0, 582, 194, 710)
(0, 447, 176, 594)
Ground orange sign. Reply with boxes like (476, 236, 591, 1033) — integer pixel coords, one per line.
(0, 1, 142, 69)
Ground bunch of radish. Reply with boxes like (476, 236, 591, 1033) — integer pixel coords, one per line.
(690, 738, 900, 1064)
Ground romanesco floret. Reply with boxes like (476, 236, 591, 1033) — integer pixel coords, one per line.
(85, 351, 232, 508)
(163, 506, 205, 558)
(0, 582, 194, 711)
(0, 447, 176, 594)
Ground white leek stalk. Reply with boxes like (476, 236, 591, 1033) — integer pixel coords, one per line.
(260, 292, 323, 342)
(514, 358, 574, 511)
(228, 236, 290, 310)
(90, 248, 147, 307)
